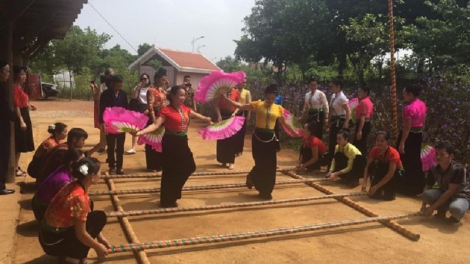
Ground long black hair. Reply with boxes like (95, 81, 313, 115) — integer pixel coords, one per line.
(48, 122, 67, 135)
(140, 73, 151, 87)
(264, 84, 278, 95)
(154, 68, 167, 84)
(72, 157, 101, 180)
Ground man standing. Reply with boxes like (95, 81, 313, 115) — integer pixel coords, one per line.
(100, 75, 128, 175)
(420, 141, 470, 225)
(91, 68, 114, 153)
(182, 75, 197, 112)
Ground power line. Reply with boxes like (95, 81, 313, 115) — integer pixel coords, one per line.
(87, 2, 137, 53)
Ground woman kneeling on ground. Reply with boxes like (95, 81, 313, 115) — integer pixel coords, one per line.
(32, 148, 84, 221)
(297, 123, 327, 173)
(39, 158, 109, 264)
(326, 129, 365, 188)
(362, 131, 403, 201)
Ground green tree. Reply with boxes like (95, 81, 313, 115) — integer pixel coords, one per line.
(137, 43, 153, 57)
(216, 56, 242, 72)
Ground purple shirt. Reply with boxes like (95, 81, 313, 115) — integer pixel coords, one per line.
(36, 166, 73, 203)
(403, 98, 427, 127)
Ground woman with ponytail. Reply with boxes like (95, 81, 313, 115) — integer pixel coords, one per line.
(27, 122, 68, 179)
(39, 157, 110, 264)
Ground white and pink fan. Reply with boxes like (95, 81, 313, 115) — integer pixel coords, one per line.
(280, 109, 303, 137)
(103, 107, 149, 134)
(194, 71, 246, 103)
(198, 116, 245, 140)
(137, 126, 165, 152)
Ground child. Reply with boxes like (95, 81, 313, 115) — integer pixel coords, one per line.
(362, 131, 403, 201)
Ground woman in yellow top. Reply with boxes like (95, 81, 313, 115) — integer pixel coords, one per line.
(326, 129, 365, 187)
(233, 79, 251, 156)
(222, 84, 300, 200)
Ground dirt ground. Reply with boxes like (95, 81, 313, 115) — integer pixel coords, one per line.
(10, 99, 470, 264)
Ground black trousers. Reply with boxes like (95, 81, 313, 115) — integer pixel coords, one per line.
(39, 211, 107, 259)
(352, 121, 371, 156)
(332, 152, 365, 183)
(160, 134, 196, 205)
(396, 131, 424, 196)
(300, 147, 327, 170)
(369, 161, 402, 201)
(249, 131, 277, 195)
(235, 111, 247, 155)
(106, 133, 125, 169)
(216, 111, 238, 164)
(0, 119, 10, 190)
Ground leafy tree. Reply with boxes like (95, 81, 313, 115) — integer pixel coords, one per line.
(216, 56, 242, 72)
(147, 59, 162, 71)
(137, 43, 153, 57)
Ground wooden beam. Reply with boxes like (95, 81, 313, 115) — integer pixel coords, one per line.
(6, 3, 15, 184)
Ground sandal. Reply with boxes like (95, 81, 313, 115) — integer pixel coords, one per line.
(16, 167, 26, 177)
(228, 164, 234, 170)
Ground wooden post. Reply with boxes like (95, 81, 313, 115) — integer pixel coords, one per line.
(6, 17, 16, 184)
(388, 0, 398, 141)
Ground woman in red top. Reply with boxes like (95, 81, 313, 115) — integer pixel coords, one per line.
(362, 131, 404, 201)
(137, 86, 213, 208)
(215, 87, 241, 170)
(298, 123, 327, 172)
(352, 84, 373, 156)
(13, 66, 36, 176)
(27, 122, 68, 179)
(39, 158, 110, 264)
(144, 68, 169, 172)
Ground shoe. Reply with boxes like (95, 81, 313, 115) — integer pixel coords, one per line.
(447, 216, 461, 225)
(98, 148, 106, 153)
(246, 174, 253, 189)
(0, 189, 15, 195)
(126, 149, 136, 155)
(259, 193, 272, 200)
(15, 167, 26, 177)
(116, 169, 125, 175)
(228, 164, 234, 170)
(159, 201, 178, 208)
(108, 168, 116, 174)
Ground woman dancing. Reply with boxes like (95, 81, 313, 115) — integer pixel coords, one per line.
(221, 84, 300, 200)
(215, 87, 241, 170)
(297, 123, 327, 172)
(136, 86, 213, 208)
(362, 131, 403, 201)
(39, 158, 109, 264)
(326, 130, 365, 188)
(126, 73, 151, 154)
(13, 66, 37, 176)
(145, 68, 168, 172)
(397, 85, 427, 196)
(28, 122, 68, 179)
(301, 75, 329, 139)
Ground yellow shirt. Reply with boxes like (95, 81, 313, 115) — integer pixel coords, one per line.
(329, 143, 362, 174)
(240, 89, 250, 104)
(251, 100, 284, 130)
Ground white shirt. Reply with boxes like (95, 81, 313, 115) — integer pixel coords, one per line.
(330, 91, 349, 116)
(134, 86, 149, 104)
(304, 90, 329, 113)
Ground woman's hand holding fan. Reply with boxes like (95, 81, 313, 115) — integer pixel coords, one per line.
(103, 107, 149, 134)
(194, 71, 246, 103)
(281, 110, 303, 137)
(198, 116, 245, 140)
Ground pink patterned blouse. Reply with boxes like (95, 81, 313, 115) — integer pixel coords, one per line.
(403, 98, 427, 127)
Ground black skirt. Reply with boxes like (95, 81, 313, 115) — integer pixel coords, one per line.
(235, 110, 248, 155)
(216, 111, 239, 164)
(369, 160, 402, 201)
(248, 130, 278, 195)
(306, 110, 325, 139)
(396, 131, 424, 196)
(15, 107, 35, 153)
(332, 151, 365, 183)
(300, 147, 326, 170)
(145, 115, 162, 171)
(160, 133, 196, 204)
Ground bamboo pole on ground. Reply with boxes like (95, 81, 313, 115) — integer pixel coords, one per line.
(106, 192, 367, 217)
(281, 171, 420, 241)
(90, 178, 328, 196)
(107, 212, 420, 254)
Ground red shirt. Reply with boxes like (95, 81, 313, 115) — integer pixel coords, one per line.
(158, 105, 191, 132)
(34, 137, 61, 159)
(13, 84, 29, 108)
(368, 146, 403, 168)
(148, 86, 167, 111)
(44, 181, 91, 229)
(217, 88, 240, 112)
(355, 96, 373, 119)
(302, 136, 326, 155)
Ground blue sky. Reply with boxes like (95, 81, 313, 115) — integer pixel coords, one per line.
(74, 0, 255, 62)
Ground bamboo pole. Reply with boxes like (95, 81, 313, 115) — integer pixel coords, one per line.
(388, 0, 399, 140)
(107, 192, 367, 217)
(90, 178, 327, 196)
(281, 171, 420, 241)
(107, 212, 420, 254)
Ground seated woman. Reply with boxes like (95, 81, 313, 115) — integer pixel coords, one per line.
(362, 131, 403, 201)
(32, 148, 84, 221)
(39, 158, 109, 264)
(326, 130, 365, 187)
(297, 123, 327, 172)
(28, 122, 68, 179)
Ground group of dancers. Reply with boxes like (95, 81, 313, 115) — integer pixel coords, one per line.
(1, 59, 469, 264)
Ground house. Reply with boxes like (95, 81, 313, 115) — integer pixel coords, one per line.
(128, 45, 221, 88)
